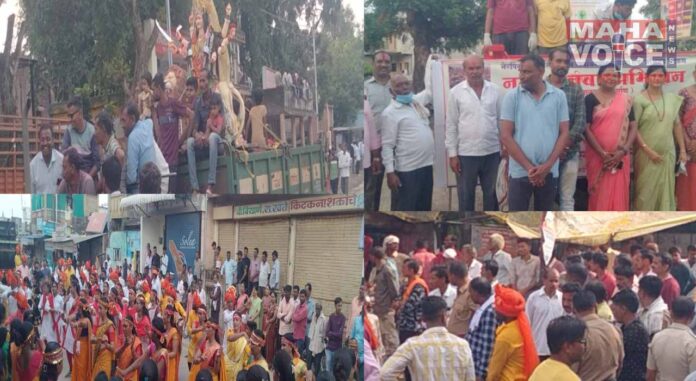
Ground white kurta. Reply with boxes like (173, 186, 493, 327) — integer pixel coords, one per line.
(63, 296, 76, 353)
(222, 309, 236, 351)
(39, 294, 59, 343)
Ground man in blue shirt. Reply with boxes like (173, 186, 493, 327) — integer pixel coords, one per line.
(500, 54, 570, 211)
(121, 103, 156, 193)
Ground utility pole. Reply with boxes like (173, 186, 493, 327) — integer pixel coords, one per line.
(165, 0, 173, 66)
(312, 29, 319, 114)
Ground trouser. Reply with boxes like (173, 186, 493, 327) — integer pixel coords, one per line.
(325, 349, 336, 373)
(296, 338, 306, 357)
(357, 361, 364, 381)
(186, 132, 222, 190)
(455, 152, 500, 211)
(330, 178, 339, 194)
(508, 174, 558, 211)
(392, 165, 433, 211)
(399, 330, 419, 381)
(250, 281, 258, 294)
(559, 154, 579, 211)
(340, 176, 349, 194)
(537, 45, 567, 55)
(364, 167, 384, 211)
(378, 311, 399, 360)
(310, 350, 325, 373)
(493, 31, 529, 55)
(354, 159, 362, 174)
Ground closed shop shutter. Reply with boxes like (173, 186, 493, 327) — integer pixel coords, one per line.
(218, 221, 236, 257)
(238, 219, 291, 288)
(294, 214, 363, 306)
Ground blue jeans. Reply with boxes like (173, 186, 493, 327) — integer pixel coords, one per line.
(186, 132, 222, 190)
(325, 349, 335, 372)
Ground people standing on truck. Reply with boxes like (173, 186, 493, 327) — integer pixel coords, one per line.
(246, 89, 268, 150)
(483, 0, 537, 55)
(30, 124, 64, 193)
(337, 144, 352, 195)
(57, 148, 97, 195)
(62, 96, 101, 180)
(121, 102, 156, 194)
(533, 0, 570, 55)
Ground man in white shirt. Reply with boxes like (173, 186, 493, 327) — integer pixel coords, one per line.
(259, 251, 271, 294)
(526, 269, 564, 358)
(308, 302, 327, 373)
(351, 141, 362, 174)
(221, 251, 237, 287)
(638, 275, 670, 337)
(445, 55, 502, 211)
(510, 239, 540, 297)
(461, 244, 483, 281)
(487, 236, 512, 286)
(160, 249, 169, 275)
(337, 144, 352, 194)
(382, 73, 434, 211)
(151, 269, 162, 299)
(270, 251, 280, 291)
(31, 125, 64, 193)
(199, 279, 208, 306)
(428, 266, 457, 309)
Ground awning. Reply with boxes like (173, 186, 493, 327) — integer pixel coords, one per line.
(486, 212, 696, 245)
(72, 234, 104, 244)
(120, 194, 175, 209)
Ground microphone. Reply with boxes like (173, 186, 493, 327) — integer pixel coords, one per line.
(612, 33, 625, 71)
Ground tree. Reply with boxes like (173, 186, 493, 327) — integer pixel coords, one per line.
(365, 0, 486, 91)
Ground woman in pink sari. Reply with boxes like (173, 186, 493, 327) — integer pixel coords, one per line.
(677, 73, 696, 210)
(584, 64, 638, 210)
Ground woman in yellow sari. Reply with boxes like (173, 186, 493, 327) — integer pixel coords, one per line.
(91, 297, 116, 378)
(224, 313, 248, 380)
(189, 322, 225, 381)
(115, 316, 142, 381)
(187, 297, 206, 370)
(70, 298, 93, 381)
(152, 317, 170, 381)
(163, 305, 181, 381)
(10, 320, 44, 381)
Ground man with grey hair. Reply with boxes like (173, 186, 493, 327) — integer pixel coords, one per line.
(482, 233, 512, 286)
(461, 244, 483, 281)
(382, 73, 435, 211)
(446, 55, 502, 212)
(384, 235, 409, 285)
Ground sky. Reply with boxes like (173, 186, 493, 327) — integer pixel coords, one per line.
(0, 194, 29, 219)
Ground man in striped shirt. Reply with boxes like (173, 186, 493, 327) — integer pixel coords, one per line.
(381, 296, 476, 381)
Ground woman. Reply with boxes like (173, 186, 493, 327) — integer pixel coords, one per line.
(189, 322, 224, 381)
(633, 64, 688, 210)
(62, 283, 78, 377)
(584, 64, 638, 210)
(224, 313, 248, 380)
(281, 334, 307, 380)
(677, 69, 696, 210)
(263, 291, 279, 365)
(135, 296, 151, 340)
(11, 320, 44, 381)
(91, 297, 115, 378)
(152, 317, 170, 381)
(163, 306, 181, 381)
(261, 288, 273, 331)
(94, 110, 125, 193)
(187, 304, 206, 370)
(248, 287, 262, 330)
(70, 299, 93, 381)
(115, 316, 142, 381)
(272, 350, 295, 381)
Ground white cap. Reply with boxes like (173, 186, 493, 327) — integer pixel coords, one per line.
(444, 248, 458, 259)
(383, 235, 400, 246)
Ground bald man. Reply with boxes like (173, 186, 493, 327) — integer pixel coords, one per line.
(526, 268, 564, 360)
(381, 73, 434, 211)
(445, 55, 502, 212)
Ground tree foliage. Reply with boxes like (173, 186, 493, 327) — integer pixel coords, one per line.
(365, 0, 486, 91)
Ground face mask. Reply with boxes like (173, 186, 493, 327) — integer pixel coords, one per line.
(613, 11, 626, 20)
(395, 92, 414, 105)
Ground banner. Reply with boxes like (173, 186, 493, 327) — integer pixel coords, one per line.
(662, 0, 694, 38)
(164, 212, 201, 282)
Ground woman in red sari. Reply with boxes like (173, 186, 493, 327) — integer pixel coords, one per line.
(152, 317, 169, 381)
(263, 290, 279, 366)
(10, 320, 44, 381)
(678, 74, 696, 210)
(584, 64, 638, 210)
(189, 322, 225, 381)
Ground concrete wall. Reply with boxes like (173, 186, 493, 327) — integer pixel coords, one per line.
(140, 215, 164, 272)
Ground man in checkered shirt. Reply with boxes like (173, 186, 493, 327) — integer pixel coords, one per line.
(465, 278, 498, 379)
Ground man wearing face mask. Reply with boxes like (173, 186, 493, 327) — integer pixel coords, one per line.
(594, 0, 637, 20)
(546, 48, 586, 211)
(381, 73, 435, 211)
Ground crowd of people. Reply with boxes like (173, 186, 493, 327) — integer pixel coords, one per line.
(364, 0, 696, 212)
(0, 241, 361, 381)
(363, 231, 696, 380)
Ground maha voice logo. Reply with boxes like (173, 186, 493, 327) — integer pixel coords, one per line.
(567, 19, 677, 68)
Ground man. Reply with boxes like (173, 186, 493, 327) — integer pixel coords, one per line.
(236, 250, 249, 294)
(482, 260, 500, 287)
(383, 235, 409, 283)
(62, 96, 100, 178)
(433, 234, 459, 267)
(336, 143, 352, 194)
(546, 49, 585, 210)
(560, 282, 581, 315)
(351, 140, 361, 174)
(465, 278, 497, 380)
(151, 246, 161, 272)
(527, 269, 564, 360)
(448, 261, 478, 336)
(249, 248, 261, 293)
(594, 0, 637, 19)
(185, 68, 225, 194)
(487, 233, 512, 285)
(382, 73, 434, 211)
(668, 246, 695, 295)
(615, 265, 637, 293)
(565, 263, 588, 286)
(211, 273, 222, 324)
(325, 297, 346, 372)
(647, 297, 696, 381)
(611, 289, 649, 381)
(292, 289, 309, 354)
(652, 252, 681, 308)
(572, 290, 624, 380)
(121, 102, 156, 193)
(381, 296, 476, 381)
(364, 50, 392, 211)
(38, 282, 60, 344)
(500, 54, 570, 211)
(411, 240, 435, 287)
(160, 246, 169, 275)
(510, 239, 540, 296)
(151, 72, 192, 181)
(528, 316, 586, 381)
(585, 280, 614, 321)
(589, 252, 616, 300)
(688, 245, 696, 278)
(461, 244, 483, 281)
(428, 265, 457, 309)
(483, 0, 536, 55)
(445, 55, 502, 211)
(487, 285, 539, 381)
(304, 283, 316, 347)
(270, 251, 280, 291)
(31, 124, 64, 193)
(57, 149, 96, 194)
(307, 302, 327, 374)
(369, 247, 399, 361)
(535, 2, 570, 54)
(277, 285, 295, 336)
(635, 249, 657, 280)
(637, 275, 670, 337)
(101, 156, 122, 194)
(221, 251, 237, 288)
(258, 251, 270, 295)
(395, 259, 429, 346)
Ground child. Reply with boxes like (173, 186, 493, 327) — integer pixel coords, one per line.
(207, 97, 224, 138)
(137, 72, 154, 120)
